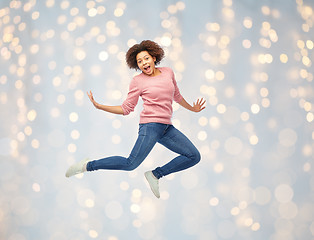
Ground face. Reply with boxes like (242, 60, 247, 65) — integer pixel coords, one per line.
(136, 51, 157, 76)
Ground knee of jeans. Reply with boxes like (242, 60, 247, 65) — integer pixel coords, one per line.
(126, 163, 137, 171)
(125, 159, 140, 171)
(192, 149, 201, 165)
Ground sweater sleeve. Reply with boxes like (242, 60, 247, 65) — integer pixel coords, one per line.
(171, 69, 183, 103)
(121, 77, 141, 115)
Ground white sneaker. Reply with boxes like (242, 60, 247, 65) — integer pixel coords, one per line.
(65, 158, 90, 178)
(144, 171, 160, 198)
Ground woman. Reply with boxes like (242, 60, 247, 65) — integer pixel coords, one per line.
(65, 40, 206, 198)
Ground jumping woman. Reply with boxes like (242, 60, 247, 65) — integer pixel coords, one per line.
(65, 40, 206, 198)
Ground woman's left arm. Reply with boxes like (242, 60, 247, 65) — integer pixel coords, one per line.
(179, 97, 206, 112)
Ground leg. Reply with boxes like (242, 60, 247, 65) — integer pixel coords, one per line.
(87, 123, 163, 172)
(153, 125, 201, 179)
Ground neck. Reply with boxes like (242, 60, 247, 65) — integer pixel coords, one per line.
(148, 68, 160, 77)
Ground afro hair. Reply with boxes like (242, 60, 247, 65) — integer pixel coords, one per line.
(125, 40, 165, 70)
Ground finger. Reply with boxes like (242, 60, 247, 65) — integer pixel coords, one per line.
(198, 98, 204, 105)
(87, 92, 93, 101)
(200, 98, 206, 106)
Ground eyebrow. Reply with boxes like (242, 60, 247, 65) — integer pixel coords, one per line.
(137, 55, 150, 61)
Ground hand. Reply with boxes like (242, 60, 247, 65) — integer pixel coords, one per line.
(87, 90, 99, 109)
(192, 98, 206, 112)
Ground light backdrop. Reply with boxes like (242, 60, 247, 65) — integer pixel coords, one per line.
(0, 0, 314, 239)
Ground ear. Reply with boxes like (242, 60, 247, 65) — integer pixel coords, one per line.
(153, 56, 156, 62)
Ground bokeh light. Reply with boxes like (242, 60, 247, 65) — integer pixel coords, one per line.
(1, 0, 314, 240)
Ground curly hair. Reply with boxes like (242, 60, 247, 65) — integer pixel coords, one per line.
(126, 40, 165, 70)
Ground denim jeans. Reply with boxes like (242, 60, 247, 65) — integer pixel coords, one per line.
(86, 123, 201, 179)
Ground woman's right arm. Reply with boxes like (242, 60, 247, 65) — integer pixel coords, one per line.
(87, 91, 124, 115)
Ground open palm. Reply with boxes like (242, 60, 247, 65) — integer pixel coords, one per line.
(192, 98, 206, 112)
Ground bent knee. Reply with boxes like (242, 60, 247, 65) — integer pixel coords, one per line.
(191, 149, 201, 165)
(125, 163, 138, 171)
(125, 158, 141, 171)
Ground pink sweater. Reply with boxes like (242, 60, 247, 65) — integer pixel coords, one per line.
(121, 67, 183, 124)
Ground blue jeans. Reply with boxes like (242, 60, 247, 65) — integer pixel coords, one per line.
(86, 123, 201, 179)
